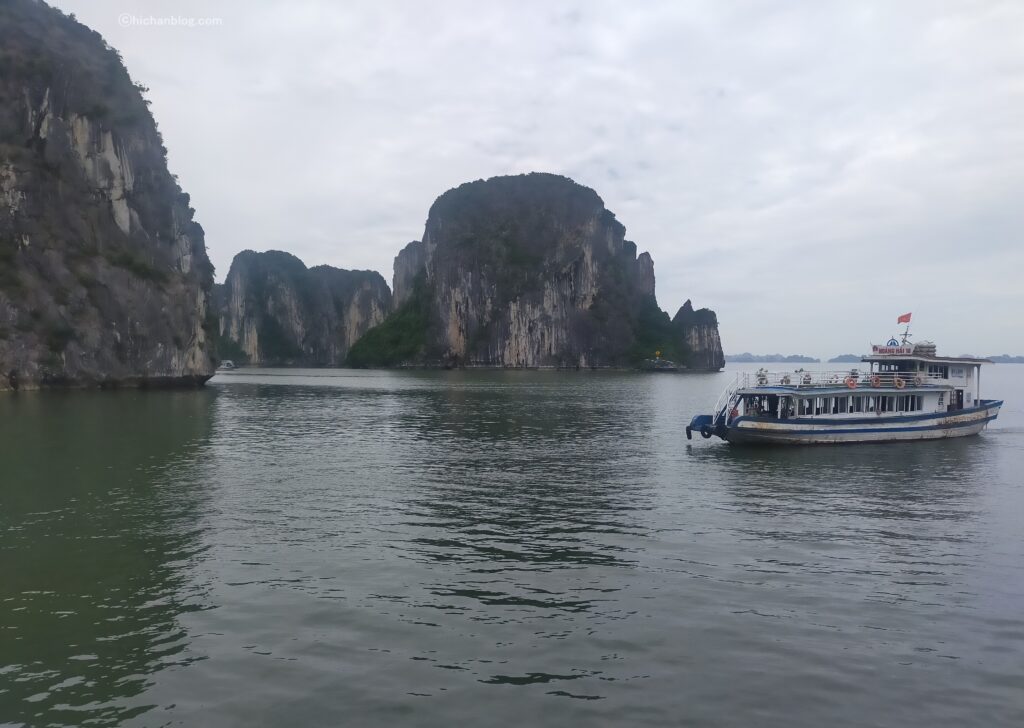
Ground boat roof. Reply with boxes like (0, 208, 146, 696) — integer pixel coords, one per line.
(861, 354, 992, 365)
(737, 385, 947, 396)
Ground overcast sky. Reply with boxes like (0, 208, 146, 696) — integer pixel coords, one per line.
(54, 0, 1024, 357)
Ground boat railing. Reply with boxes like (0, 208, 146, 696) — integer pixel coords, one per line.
(713, 374, 744, 417)
(740, 369, 946, 389)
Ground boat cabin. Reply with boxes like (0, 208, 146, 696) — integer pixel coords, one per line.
(727, 342, 991, 422)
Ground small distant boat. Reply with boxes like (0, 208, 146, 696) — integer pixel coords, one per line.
(641, 356, 681, 372)
(218, 360, 236, 371)
(687, 318, 1002, 445)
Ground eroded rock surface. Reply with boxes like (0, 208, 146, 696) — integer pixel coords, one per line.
(216, 250, 390, 366)
(0, 1, 216, 389)
(352, 173, 724, 369)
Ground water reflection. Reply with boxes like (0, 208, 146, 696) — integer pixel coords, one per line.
(693, 437, 995, 640)
(368, 376, 657, 637)
(397, 378, 651, 550)
(4, 370, 1021, 727)
(708, 437, 988, 519)
(0, 391, 214, 727)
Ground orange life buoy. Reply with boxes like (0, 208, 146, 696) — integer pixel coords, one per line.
(870, 375, 881, 388)
(894, 377, 906, 389)
(845, 376, 857, 389)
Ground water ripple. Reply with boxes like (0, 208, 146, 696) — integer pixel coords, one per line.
(1, 370, 1022, 726)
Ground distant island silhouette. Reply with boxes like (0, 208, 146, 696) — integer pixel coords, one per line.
(727, 352, 1024, 365)
(725, 353, 819, 363)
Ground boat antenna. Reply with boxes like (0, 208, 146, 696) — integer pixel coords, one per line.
(900, 322, 913, 346)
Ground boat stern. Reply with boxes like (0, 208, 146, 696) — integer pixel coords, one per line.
(687, 414, 719, 440)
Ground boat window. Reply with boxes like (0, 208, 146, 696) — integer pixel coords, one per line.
(897, 395, 920, 412)
(928, 365, 949, 378)
(799, 398, 812, 416)
(833, 396, 847, 414)
(853, 396, 863, 413)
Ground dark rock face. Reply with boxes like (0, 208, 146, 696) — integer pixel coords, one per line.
(0, 1, 216, 389)
(635, 252, 656, 299)
(351, 173, 724, 369)
(672, 300, 726, 370)
(393, 240, 426, 309)
(216, 250, 390, 366)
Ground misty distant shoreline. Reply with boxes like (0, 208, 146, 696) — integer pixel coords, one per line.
(727, 353, 1024, 364)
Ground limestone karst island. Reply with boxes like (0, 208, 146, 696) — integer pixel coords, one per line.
(0, 1, 723, 389)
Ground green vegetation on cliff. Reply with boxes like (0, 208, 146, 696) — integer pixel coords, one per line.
(346, 275, 429, 367)
(363, 174, 724, 369)
(215, 250, 391, 366)
(626, 297, 689, 365)
(216, 330, 249, 364)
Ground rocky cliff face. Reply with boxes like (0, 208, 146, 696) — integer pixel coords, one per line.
(216, 250, 390, 366)
(0, 1, 216, 389)
(350, 173, 724, 369)
(393, 240, 426, 309)
(673, 300, 725, 370)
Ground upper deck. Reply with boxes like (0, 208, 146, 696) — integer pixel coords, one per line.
(701, 333, 997, 432)
(724, 341, 990, 414)
(734, 368, 948, 394)
(862, 341, 991, 366)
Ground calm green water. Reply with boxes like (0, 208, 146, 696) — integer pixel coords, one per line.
(2, 365, 1023, 727)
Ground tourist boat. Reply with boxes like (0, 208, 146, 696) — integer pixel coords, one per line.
(218, 360, 236, 371)
(640, 355, 681, 372)
(687, 331, 1002, 445)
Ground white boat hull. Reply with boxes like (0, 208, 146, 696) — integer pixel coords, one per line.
(723, 401, 1002, 445)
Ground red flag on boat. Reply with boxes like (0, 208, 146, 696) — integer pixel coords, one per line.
(897, 312, 912, 324)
